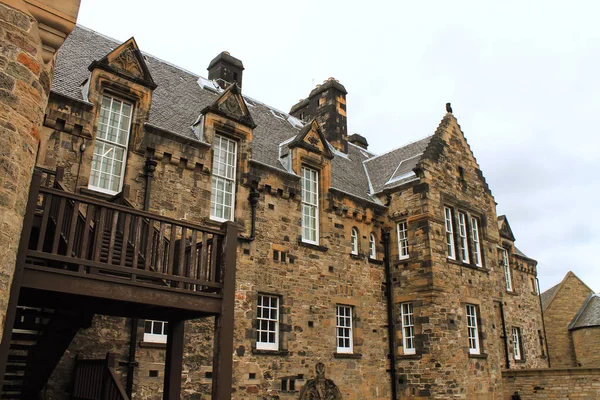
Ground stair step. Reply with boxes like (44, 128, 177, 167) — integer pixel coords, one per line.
(7, 355, 27, 363)
(9, 344, 33, 351)
(2, 374, 24, 381)
(11, 332, 39, 342)
(5, 364, 25, 373)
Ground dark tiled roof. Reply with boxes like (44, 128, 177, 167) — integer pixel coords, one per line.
(569, 294, 600, 329)
(541, 283, 560, 310)
(52, 26, 431, 205)
(363, 136, 432, 194)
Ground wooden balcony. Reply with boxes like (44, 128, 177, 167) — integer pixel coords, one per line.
(18, 168, 236, 318)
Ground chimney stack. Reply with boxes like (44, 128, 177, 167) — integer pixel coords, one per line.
(348, 134, 368, 150)
(290, 77, 348, 153)
(207, 51, 244, 89)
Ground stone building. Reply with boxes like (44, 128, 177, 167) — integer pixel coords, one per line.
(0, 23, 553, 399)
(541, 272, 599, 368)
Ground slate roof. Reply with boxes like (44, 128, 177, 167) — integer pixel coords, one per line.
(541, 283, 560, 310)
(363, 136, 432, 194)
(52, 26, 433, 204)
(569, 294, 600, 330)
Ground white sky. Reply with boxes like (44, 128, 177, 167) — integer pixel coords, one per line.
(77, 0, 600, 292)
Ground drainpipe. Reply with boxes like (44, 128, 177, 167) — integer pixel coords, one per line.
(124, 157, 157, 396)
(499, 302, 510, 369)
(382, 228, 398, 400)
(536, 277, 551, 367)
(241, 186, 259, 242)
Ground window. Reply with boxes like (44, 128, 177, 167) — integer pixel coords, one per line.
(471, 217, 482, 267)
(369, 233, 376, 259)
(350, 228, 358, 255)
(401, 302, 415, 355)
(466, 304, 480, 355)
(210, 135, 237, 221)
(457, 212, 470, 263)
(257, 295, 279, 350)
(531, 277, 537, 294)
(336, 305, 353, 353)
(501, 248, 513, 292)
(444, 207, 455, 260)
(89, 95, 132, 194)
(512, 327, 522, 360)
(397, 221, 409, 260)
(144, 320, 168, 344)
(301, 167, 319, 244)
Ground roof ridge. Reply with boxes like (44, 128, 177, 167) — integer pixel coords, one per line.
(363, 134, 432, 163)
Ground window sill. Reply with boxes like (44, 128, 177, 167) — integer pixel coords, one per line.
(333, 352, 362, 359)
(515, 359, 526, 364)
(468, 353, 488, 359)
(368, 258, 383, 265)
(79, 187, 115, 201)
(297, 240, 328, 252)
(447, 259, 489, 273)
(252, 349, 289, 356)
(139, 341, 166, 349)
(397, 354, 421, 360)
(505, 291, 519, 296)
(393, 258, 413, 267)
(350, 253, 363, 260)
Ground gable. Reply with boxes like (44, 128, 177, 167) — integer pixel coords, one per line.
(89, 37, 156, 89)
(420, 113, 492, 196)
(498, 216, 516, 241)
(544, 271, 595, 312)
(289, 119, 333, 159)
(203, 83, 255, 128)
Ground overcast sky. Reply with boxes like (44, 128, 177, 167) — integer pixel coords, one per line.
(77, 0, 599, 292)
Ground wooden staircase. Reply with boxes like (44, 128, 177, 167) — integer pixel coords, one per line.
(0, 307, 92, 399)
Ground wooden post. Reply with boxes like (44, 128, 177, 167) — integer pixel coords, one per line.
(211, 221, 237, 400)
(0, 170, 42, 383)
(163, 319, 185, 400)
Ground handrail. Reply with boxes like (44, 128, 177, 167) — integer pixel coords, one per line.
(38, 186, 225, 236)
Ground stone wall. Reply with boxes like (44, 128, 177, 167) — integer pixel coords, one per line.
(502, 368, 600, 399)
(0, 0, 51, 340)
(543, 273, 593, 368)
(572, 327, 600, 367)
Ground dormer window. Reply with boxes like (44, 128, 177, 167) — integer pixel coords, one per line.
(350, 228, 359, 255)
(210, 135, 237, 221)
(89, 95, 132, 195)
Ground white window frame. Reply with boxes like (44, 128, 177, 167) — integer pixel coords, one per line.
(350, 228, 359, 255)
(336, 305, 353, 354)
(457, 212, 470, 263)
(301, 166, 319, 244)
(444, 207, 456, 260)
(89, 95, 133, 195)
(143, 320, 168, 344)
(210, 135, 237, 222)
(512, 327, 522, 360)
(471, 217, 482, 267)
(501, 248, 513, 292)
(401, 302, 416, 355)
(466, 304, 480, 355)
(397, 221, 409, 260)
(256, 294, 279, 351)
(369, 233, 376, 259)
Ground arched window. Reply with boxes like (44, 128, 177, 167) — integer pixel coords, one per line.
(369, 233, 376, 259)
(350, 228, 358, 255)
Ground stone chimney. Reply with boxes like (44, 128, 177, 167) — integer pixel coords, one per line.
(207, 51, 244, 89)
(348, 134, 368, 150)
(290, 78, 348, 153)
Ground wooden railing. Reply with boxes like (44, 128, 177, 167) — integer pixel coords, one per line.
(72, 353, 128, 400)
(24, 169, 230, 297)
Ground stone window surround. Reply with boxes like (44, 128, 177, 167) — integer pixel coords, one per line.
(256, 293, 280, 351)
(463, 300, 488, 358)
(369, 233, 377, 260)
(335, 304, 354, 354)
(250, 291, 289, 356)
(400, 302, 416, 355)
(397, 220, 409, 260)
(512, 326, 526, 363)
(350, 227, 359, 255)
(301, 165, 320, 245)
(443, 203, 487, 270)
(500, 246, 514, 293)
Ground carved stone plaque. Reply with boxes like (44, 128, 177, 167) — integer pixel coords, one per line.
(298, 363, 342, 400)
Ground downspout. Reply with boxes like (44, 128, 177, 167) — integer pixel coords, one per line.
(240, 185, 259, 242)
(499, 302, 510, 369)
(382, 228, 398, 400)
(125, 157, 157, 396)
(536, 277, 551, 367)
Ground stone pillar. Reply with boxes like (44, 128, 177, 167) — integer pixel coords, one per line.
(0, 0, 79, 340)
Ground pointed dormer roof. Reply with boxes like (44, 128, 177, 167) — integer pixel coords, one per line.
(288, 119, 333, 160)
(497, 215, 516, 242)
(89, 37, 156, 89)
(201, 83, 255, 128)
